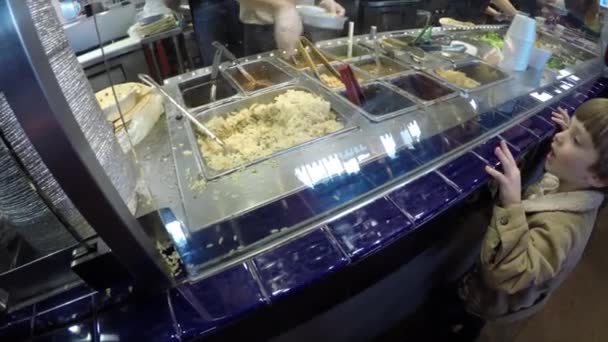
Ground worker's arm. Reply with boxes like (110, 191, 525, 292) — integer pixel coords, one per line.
(239, 0, 295, 10)
(240, 0, 302, 55)
(490, 0, 518, 17)
(485, 6, 500, 17)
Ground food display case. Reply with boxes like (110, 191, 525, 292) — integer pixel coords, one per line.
(1, 1, 607, 341)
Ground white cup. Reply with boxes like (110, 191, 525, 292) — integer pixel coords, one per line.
(501, 14, 536, 71)
(528, 46, 552, 69)
(507, 14, 536, 42)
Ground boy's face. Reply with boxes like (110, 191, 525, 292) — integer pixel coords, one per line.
(546, 117, 602, 190)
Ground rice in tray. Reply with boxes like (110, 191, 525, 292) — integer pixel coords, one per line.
(198, 89, 343, 171)
(435, 68, 481, 89)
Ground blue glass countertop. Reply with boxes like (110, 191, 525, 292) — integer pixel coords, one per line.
(2, 77, 605, 342)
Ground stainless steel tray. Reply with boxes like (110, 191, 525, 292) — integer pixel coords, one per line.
(186, 83, 359, 180)
(382, 71, 460, 106)
(431, 50, 478, 65)
(337, 81, 418, 122)
(428, 60, 511, 93)
(302, 62, 371, 91)
(224, 58, 296, 95)
(177, 72, 242, 112)
(277, 49, 336, 70)
(320, 44, 373, 61)
(353, 56, 410, 78)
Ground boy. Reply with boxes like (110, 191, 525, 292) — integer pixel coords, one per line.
(458, 98, 608, 335)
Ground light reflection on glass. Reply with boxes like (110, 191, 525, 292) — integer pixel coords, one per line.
(100, 334, 119, 342)
(530, 92, 553, 102)
(357, 153, 371, 162)
(294, 146, 370, 188)
(557, 69, 572, 79)
(380, 133, 397, 159)
(562, 81, 574, 88)
(401, 129, 414, 150)
(306, 161, 329, 186)
(408, 121, 422, 141)
(343, 157, 361, 174)
(322, 154, 344, 178)
(469, 99, 478, 111)
(400, 120, 421, 150)
(166, 221, 187, 246)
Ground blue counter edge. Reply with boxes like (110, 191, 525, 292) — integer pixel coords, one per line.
(2, 77, 605, 342)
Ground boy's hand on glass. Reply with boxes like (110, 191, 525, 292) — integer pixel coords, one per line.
(551, 107, 570, 131)
(485, 140, 521, 207)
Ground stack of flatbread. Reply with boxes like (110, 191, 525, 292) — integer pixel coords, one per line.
(95, 82, 164, 151)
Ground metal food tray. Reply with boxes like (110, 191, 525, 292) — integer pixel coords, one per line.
(302, 63, 371, 91)
(177, 72, 242, 112)
(428, 60, 511, 93)
(431, 50, 478, 65)
(186, 82, 359, 180)
(278, 49, 336, 70)
(338, 81, 418, 122)
(320, 44, 373, 61)
(382, 71, 460, 106)
(353, 56, 410, 78)
(223, 58, 296, 95)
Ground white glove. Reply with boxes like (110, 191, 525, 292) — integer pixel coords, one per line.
(319, 0, 345, 16)
(274, 4, 303, 56)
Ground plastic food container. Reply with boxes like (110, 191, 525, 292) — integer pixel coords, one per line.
(339, 82, 417, 122)
(296, 5, 348, 30)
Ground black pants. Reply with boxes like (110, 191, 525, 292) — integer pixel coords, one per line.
(243, 24, 276, 56)
(190, 0, 244, 66)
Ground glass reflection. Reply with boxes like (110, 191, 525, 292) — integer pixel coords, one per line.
(294, 146, 370, 188)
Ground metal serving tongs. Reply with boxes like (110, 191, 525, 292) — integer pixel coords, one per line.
(298, 36, 341, 80)
(209, 47, 223, 103)
(138, 74, 232, 152)
(211, 42, 271, 91)
(370, 26, 382, 70)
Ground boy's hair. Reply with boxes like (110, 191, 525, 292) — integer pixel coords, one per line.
(575, 98, 608, 180)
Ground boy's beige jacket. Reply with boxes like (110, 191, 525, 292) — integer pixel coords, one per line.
(461, 173, 605, 322)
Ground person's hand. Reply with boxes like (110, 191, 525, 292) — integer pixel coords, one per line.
(485, 140, 522, 207)
(274, 4, 303, 56)
(551, 107, 570, 131)
(319, 0, 345, 16)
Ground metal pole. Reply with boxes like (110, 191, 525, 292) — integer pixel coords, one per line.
(0, 0, 174, 289)
(148, 42, 163, 81)
(172, 35, 185, 74)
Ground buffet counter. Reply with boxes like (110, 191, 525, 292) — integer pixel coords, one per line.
(2, 24, 606, 342)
